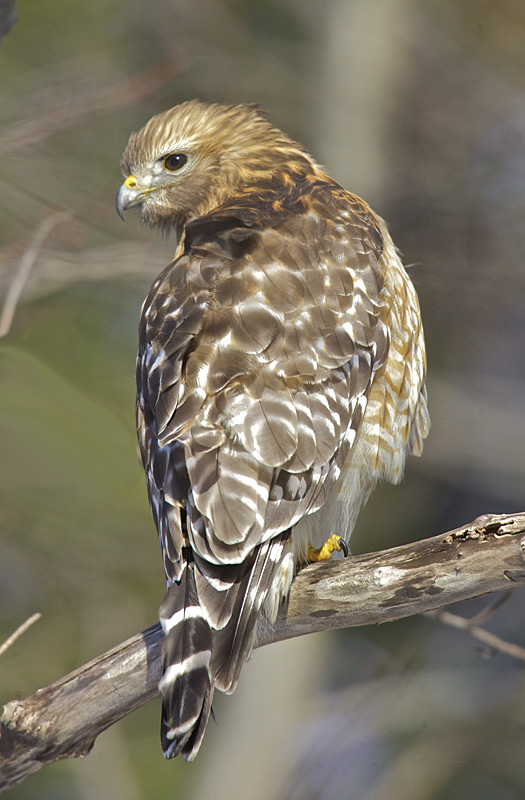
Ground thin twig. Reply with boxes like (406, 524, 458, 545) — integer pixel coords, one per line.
(429, 606, 525, 662)
(0, 210, 72, 337)
(468, 590, 512, 626)
(0, 56, 181, 155)
(0, 613, 41, 659)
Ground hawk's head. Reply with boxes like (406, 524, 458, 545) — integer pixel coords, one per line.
(116, 100, 319, 232)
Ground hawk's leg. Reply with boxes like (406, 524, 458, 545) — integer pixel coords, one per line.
(308, 534, 349, 562)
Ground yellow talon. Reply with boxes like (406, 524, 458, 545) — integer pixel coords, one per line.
(308, 534, 348, 562)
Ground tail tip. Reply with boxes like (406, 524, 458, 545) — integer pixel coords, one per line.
(160, 681, 214, 761)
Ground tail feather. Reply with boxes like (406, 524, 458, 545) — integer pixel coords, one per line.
(160, 675, 213, 761)
(211, 531, 289, 693)
(159, 567, 214, 761)
(158, 531, 290, 760)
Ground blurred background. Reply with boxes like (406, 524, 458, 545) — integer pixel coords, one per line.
(1, 1, 525, 798)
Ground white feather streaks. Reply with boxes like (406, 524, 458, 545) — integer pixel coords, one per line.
(129, 100, 428, 761)
(159, 650, 212, 691)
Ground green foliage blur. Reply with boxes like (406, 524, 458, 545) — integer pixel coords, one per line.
(1, 1, 525, 798)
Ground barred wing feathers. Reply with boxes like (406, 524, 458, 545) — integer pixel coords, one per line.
(136, 182, 391, 759)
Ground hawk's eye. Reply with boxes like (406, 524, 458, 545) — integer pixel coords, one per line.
(163, 153, 188, 172)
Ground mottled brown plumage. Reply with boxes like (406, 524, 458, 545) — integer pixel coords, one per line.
(117, 100, 429, 760)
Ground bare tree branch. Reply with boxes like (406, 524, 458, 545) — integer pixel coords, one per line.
(1, 512, 525, 792)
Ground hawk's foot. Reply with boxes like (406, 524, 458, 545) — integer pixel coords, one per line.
(308, 534, 349, 562)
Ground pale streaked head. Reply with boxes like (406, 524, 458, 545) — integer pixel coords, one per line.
(116, 100, 321, 231)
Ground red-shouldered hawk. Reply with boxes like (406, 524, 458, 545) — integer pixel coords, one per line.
(116, 101, 429, 761)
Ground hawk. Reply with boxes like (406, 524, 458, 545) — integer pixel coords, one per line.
(116, 101, 429, 760)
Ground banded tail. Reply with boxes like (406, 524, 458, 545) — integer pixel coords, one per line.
(159, 565, 214, 760)
(158, 533, 289, 760)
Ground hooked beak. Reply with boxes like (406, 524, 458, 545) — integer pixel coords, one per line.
(116, 176, 144, 220)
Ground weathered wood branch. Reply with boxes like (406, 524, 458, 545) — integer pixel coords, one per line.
(2, 512, 525, 792)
